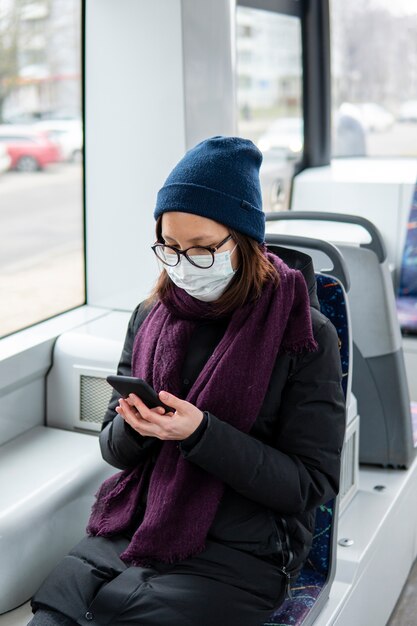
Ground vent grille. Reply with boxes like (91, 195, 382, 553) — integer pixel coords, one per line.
(339, 416, 359, 514)
(80, 375, 112, 425)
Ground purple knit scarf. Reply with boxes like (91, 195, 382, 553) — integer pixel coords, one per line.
(86, 250, 318, 567)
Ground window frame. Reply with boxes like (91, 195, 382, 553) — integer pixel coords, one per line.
(236, 0, 331, 172)
(81, 0, 87, 302)
(0, 0, 87, 341)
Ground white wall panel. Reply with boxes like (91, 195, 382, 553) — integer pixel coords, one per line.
(181, 0, 236, 148)
(85, 0, 186, 310)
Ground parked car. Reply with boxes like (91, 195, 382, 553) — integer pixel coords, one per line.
(0, 125, 62, 172)
(333, 104, 367, 157)
(257, 109, 367, 161)
(256, 110, 367, 212)
(33, 119, 83, 162)
(0, 144, 11, 174)
(3, 110, 79, 124)
(354, 102, 395, 132)
(257, 117, 303, 159)
(398, 101, 417, 123)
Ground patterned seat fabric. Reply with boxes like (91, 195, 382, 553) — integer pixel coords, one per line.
(316, 275, 349, 399)
(411, 403, 417, 448)
(264, 273, 349, 626)
(397, 183, 417, 335)
(396, 184, 417, 447)
(396, 297, 417, 334)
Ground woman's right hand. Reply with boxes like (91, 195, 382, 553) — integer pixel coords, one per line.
(115, 397, 167, 436)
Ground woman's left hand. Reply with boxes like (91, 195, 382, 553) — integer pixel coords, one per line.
(118, 390, 205, 441)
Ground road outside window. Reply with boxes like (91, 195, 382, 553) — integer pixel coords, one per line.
(331, 0, 417, 158)
(0, 0, 84, 338)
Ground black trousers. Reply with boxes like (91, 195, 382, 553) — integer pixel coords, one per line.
(30, 533, 287, 626)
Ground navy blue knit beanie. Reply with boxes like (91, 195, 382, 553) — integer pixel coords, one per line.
(154, 135, 265, 243)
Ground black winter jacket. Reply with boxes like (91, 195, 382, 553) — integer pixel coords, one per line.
(99, 247, 346, 578)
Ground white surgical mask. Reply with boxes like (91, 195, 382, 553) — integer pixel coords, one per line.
(164, 244, 238, 302)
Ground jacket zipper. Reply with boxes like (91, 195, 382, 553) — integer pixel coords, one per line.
(269, 511, 294, 600)
(280, 516, 294, 571)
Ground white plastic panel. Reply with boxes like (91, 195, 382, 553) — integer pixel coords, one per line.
(181, 0, 236, 148)
(46, 311, 131, 431)
(347, 391, 357, 427)
(0, 306, 108, 446)
(0, 602, 31, 625)
(0, 378, 44, 448)
(334, 244, 402, 357)
(339, 411, 359, 516)
(314, 454, 417, 625)
(0, 426, 115, 614)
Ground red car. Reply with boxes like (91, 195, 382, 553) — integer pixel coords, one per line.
(0, 124, 62, 172)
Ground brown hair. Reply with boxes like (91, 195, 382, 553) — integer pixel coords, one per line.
(143, 215, 281, 317)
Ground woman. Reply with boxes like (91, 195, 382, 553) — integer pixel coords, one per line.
(29, 136, 346, 626)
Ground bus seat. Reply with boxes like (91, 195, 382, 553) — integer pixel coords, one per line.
(267, 501, 336, 625)
(317, 241, 415, 468)
(396, 181, 417, 335)
(264, 268, 349, 626)
(264, 242, 357, 516)
(266, 212, 416, 469)
(0, 426, 115, 614)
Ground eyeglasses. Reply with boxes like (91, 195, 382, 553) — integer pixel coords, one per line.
(151, 234, 233, 269)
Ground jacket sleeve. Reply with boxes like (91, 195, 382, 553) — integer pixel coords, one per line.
(179, 318, 346, 515)
(99, 301, 159, 470)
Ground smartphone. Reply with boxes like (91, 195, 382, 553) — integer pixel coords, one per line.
(106, 375, 174, 413)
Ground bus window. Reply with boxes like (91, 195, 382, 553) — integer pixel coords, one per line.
(331, 0, 417, 158)
(236, 5, 303, 212)
(0, 0, 84, 339)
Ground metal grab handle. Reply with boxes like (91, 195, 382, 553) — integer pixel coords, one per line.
(266, 233, 351, 292)
(265, 210, 387, 263)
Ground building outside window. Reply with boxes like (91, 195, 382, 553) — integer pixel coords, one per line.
(236, 5, 303, 212)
